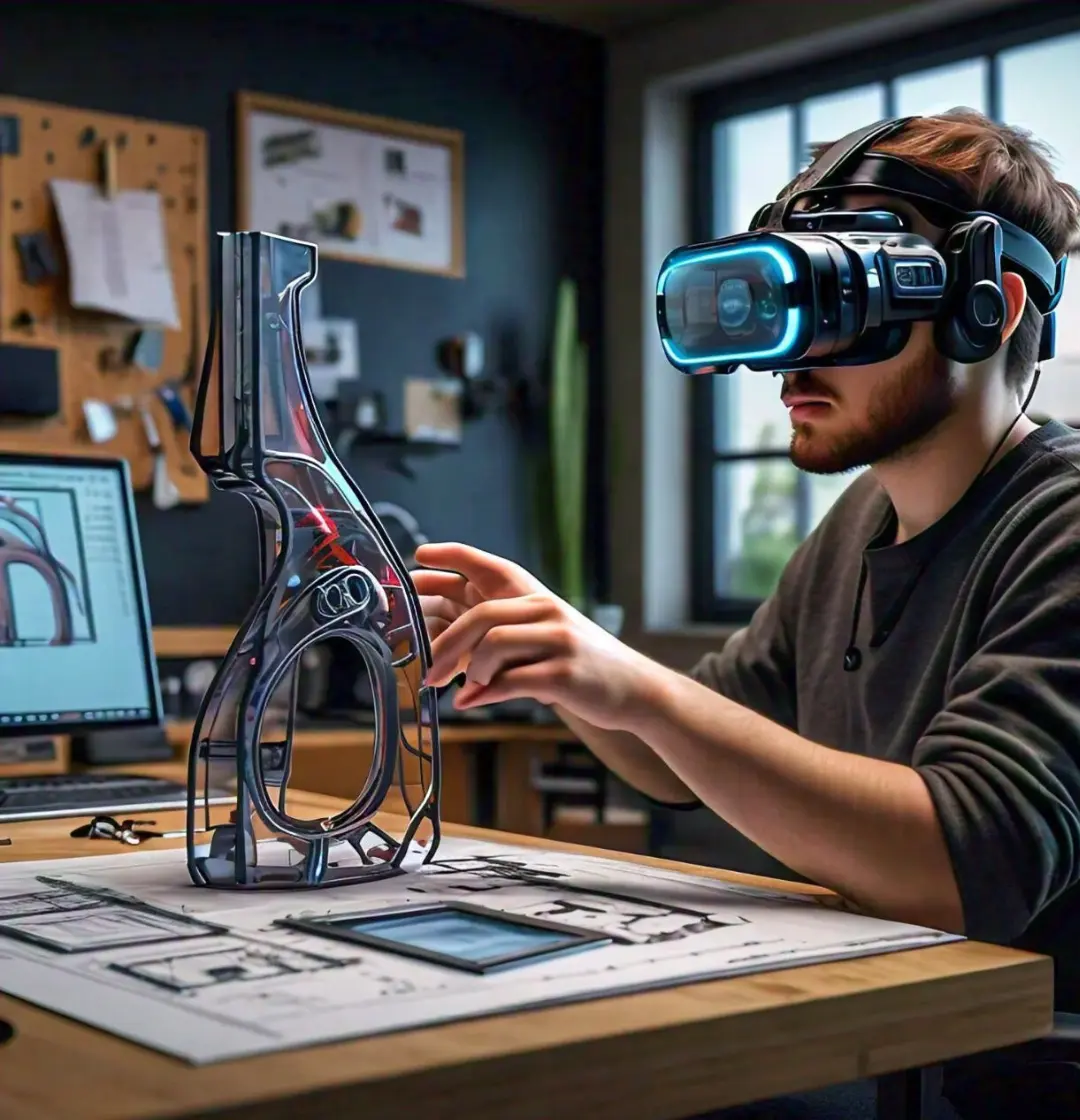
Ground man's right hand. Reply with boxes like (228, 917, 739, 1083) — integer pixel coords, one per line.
(410, 542, 662, 732)
(412, 542, 699, 806)
(412, 542, 546, 647)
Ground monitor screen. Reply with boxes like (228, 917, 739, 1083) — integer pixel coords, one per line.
(0, 453, 162, 736)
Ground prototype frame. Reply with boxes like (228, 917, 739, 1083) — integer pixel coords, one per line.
(186, 230, 441, 889)
(277, 902, 612, 974)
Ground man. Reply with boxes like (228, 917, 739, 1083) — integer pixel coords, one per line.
(413, 110, 1080, 1118)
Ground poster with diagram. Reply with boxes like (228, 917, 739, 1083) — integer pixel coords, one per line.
(0, 486, 94, 647)
(239, 92, 464, 277)
(0, 836, 959, 1064)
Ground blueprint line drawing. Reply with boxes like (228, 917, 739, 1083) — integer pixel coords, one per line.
(404, 854, 752, 945)
(110, 939, 346, 993)
(0, 837, 963, 1064)
(0, 877, 224, 953)
(0, 487, 94, 646)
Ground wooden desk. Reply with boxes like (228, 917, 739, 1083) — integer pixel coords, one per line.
(0, 786, 1053, 1120)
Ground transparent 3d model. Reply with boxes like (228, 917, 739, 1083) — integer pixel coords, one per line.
(186, 231, 441, 889)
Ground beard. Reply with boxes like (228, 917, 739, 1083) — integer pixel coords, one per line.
(787, 341, 956, 475)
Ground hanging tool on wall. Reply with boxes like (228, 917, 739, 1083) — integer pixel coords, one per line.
(156, 245, 199, 439)
(137, 397, 180, 510)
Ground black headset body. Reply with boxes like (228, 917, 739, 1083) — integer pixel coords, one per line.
(753, 116, 1066, 367)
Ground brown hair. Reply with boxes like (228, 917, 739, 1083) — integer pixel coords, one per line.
(801, 109, 1080, 393)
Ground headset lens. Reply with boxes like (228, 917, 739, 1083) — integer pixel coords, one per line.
(658, 242, 800, 369)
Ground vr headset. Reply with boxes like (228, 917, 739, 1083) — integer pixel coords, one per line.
(656, 116, 1068, 375)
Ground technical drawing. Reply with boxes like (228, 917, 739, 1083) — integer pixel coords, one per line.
(110, 938, 345, 993)
(0, 838, 962, 1065)
(0, 489, 93, 646)
(409, 854, 746, 945)
(186, 231, 440, 890)
(0, 877, 223, 953)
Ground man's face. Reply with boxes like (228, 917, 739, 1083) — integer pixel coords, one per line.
(781, 195, 954, 475)
(782, 321, 954, 474)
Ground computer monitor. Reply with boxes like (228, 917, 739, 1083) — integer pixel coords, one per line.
(0, 452, 162, 737)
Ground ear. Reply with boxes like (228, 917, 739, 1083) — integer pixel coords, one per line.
(1000, 271, 1027, 343)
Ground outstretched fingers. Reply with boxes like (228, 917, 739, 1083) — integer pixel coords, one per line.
(413, 541, 540, 598)
(462, 619, 570, 689)
(411, 568, 474, 605)
(425, 595, 554, 686)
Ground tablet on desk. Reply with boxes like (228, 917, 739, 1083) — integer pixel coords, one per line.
(278, 901, 611, 973)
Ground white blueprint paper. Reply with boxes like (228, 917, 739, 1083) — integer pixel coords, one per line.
(0, 837, 960, 1064)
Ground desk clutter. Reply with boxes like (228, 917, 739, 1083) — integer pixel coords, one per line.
(0, 834, 958, 1064)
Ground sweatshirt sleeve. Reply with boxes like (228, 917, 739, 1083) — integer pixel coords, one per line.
(914, 481, 1080, 944)
(690, 572, 799, 732)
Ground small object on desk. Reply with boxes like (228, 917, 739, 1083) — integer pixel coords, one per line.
(0, 838, 10, 847)
(69, 815, 188, 845)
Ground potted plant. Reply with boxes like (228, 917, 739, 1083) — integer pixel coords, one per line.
(549, 277, 589, 613)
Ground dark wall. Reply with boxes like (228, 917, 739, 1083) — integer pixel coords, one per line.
(1, 0, 605, 624)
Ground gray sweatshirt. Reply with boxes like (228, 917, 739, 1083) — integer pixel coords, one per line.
(691, 419, 1080, 1014)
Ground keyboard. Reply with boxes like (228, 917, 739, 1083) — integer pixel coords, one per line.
(0, 772, 232, 822)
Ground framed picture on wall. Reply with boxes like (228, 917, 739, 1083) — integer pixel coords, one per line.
(236, 91, 465, 278)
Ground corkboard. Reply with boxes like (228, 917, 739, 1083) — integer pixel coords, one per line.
(0, 96, 209, 503)
(236, 90, 465, 278)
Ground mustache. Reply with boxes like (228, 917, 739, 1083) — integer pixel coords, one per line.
(779, 372, 837, 402)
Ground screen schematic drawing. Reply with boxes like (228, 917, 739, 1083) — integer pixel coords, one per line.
(0, 454, 162, 736)
(0, 489, 93, 647)
(186, 230, 441, 890)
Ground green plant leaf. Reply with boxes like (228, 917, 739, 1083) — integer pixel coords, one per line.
(549, 277, 588, 609)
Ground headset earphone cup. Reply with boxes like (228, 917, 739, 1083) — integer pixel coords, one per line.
(935, 217, 1007, 364)
(936, 280, 1007, 363)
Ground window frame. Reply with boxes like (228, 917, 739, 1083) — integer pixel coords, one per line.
(688, 0, 1080, 625)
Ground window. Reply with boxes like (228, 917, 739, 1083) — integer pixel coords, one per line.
(690, 5, 1080, 624)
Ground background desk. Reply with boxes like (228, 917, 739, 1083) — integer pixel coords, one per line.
(151, 627, 648, 851)
(160, 718, 649, 851)
(0, 781, 1054, 1120)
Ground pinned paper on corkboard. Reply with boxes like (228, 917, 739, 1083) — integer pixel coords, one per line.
(404, 378, 462, 444)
